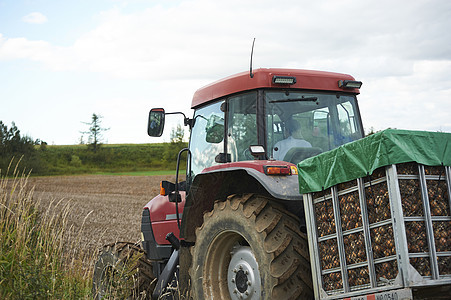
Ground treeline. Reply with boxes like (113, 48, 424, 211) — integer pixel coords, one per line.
(0, 121, 187, 176)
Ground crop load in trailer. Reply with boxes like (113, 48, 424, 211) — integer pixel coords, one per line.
(298, 129, 451, 299)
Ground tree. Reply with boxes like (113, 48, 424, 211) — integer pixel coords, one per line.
(365, 127, 380, 136)
(81, 114, 109, 152)
(162, 124, 186, 164)
(170, 124, 185, 144)
(0, 121, 43, 173)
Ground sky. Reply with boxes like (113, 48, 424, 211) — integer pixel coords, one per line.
(1, 0, 450, 145)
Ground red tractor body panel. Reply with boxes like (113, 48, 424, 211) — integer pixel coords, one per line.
(191, 68, 359, 108)
(151, 220, 181, 245)
(143, 192, 186, 245)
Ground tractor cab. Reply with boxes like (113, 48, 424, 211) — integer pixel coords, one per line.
(186, 70, 364, 179)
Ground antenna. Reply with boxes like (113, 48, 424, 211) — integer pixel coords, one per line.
(250, 38, 256, 78)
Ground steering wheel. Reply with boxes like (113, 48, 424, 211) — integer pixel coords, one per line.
(242, 148, 254, 160)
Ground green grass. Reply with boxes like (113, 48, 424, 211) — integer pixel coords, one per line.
(95, 170, 186, 176)
(0, 161, 185, 299)
(31, 142, 188, 176)
(0, 163, 93, 299)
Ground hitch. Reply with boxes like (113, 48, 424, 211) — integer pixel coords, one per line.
(166, 232, 180, 250)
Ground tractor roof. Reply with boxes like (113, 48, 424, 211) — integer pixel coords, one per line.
(191, 68, 359, 109)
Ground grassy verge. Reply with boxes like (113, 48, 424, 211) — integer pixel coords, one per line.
(0, 163, 93, 299)
(94, 170, 186, 176)
(33, 142, 188, 176)
(0, 162, 187, 299)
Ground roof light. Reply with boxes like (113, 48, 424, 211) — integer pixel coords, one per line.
(338, 80, 362, 89)
(249, 145, 265, 158)
(264, 166, 291, 176)
(273, 76, 297, 85)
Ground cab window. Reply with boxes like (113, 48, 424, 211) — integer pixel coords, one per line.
(227, 92, 258, 161)
(189, 101, 224, 177)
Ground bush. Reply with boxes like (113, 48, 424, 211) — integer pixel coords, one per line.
(70, 155, 82, 167)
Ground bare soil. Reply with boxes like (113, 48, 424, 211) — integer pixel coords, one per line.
(29, 174, 179, 255)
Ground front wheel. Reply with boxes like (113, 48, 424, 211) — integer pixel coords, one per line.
(189, 194, 313, 299)
(92, 242, 155, 300)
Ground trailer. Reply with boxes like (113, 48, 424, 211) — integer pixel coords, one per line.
(299, 129, 451, 299)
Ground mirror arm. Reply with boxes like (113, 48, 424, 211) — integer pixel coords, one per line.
(165, 111, 194, 129)
(165, 111, 186, 118)
(184, 118, 194, 129)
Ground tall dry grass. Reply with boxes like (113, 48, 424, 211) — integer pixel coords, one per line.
(0, 162, 93, 299)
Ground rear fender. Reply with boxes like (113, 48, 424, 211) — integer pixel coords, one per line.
(181, 167, 303, 242)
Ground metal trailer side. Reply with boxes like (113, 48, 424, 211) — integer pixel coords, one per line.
(303, 162, 451, 299)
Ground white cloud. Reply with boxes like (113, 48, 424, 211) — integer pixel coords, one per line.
(0, 33, 71, 72)
(3, 0, 450, 81)
(21, 12, 48, 24)
(359, 59, 451, 133)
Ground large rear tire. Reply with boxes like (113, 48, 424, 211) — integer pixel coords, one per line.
(189, 194, 313, 299)
(92, 242, 155, 300)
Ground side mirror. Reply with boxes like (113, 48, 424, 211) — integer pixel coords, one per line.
(205, 115, 224, 143)
(206, 123, 224, 143)
(148, 108, 165, 137)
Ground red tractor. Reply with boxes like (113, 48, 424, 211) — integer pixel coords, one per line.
(92, 68, 365, 299)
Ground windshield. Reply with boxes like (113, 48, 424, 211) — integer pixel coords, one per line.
(266, 91, 363, 163)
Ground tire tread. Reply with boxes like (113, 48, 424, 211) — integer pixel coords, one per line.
(191, 194, 313, 299)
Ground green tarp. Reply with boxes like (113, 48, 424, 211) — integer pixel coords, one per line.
(297, 129, 451, 194)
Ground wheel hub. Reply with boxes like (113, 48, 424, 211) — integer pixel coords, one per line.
(228, 246, 261, 300)
(235, 270, 248, 293)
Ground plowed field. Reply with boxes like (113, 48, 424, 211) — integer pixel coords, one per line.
(29, 174, 179, 254)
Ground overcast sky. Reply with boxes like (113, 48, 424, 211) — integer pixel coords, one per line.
(1, 0, 450, 145)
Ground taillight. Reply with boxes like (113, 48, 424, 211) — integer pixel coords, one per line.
(264, 166, 291, 175)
